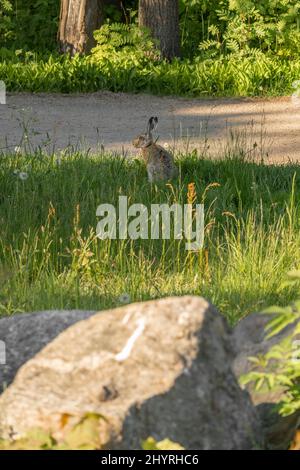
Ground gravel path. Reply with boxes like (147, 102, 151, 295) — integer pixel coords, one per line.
(0, 92, 299, 162)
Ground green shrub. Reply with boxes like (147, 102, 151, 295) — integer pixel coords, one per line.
(0, 0, 59, 51)
(91, 23, 161, 65)
(180, 0, 300, 59)
(241, 271, 300, 417)
(2, 0, 300, 60)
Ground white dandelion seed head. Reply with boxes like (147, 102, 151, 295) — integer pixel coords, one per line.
(19, 172, 28, 181)
(292, 80, 300, 89)
(163, 142, 170, 149)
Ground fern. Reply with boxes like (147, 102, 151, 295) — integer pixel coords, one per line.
(92, 23, 161, 65)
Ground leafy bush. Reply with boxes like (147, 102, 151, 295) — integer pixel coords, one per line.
(197, 0, 300, 59)
(241, 271, 300, 417)
(0, 0, 59, 51)
(1, 1, 300, 97)
(179, 0, 222, 57)
(2, 0, 300, 60)
(0, 1, 13, 43)
(92, 23, 161, 65)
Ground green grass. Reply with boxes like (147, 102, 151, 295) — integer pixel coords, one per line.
(1, 52, 300, 96)
(1, 145, 300, 324)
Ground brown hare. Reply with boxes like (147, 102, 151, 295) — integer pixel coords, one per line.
(132, 117, 178, 183)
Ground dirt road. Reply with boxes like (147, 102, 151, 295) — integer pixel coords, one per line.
(0, 92, 299, 162)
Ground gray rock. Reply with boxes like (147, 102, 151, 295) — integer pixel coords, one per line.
(0, 296, 263, 450)
(0, 310, 96, 389)
(231, 313, 300, 449)
(232, 313, 297, 388)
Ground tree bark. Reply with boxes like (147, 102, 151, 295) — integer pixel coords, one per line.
(138, 0, 180, 60)
(58, 0, 104, 55)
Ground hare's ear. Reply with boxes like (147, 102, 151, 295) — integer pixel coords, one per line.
(146, 116, 158, 137)
(149, 116, 158, 131)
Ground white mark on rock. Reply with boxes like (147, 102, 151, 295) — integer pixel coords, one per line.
(115, 318, 145, 362)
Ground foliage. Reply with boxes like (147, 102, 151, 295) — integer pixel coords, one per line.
(179, 0, 300, 59)
(103, 0, 138, 24)
(142, 437, 185, 450)
(1, 0, 300, 60)
(0, 412, 106, 450)
(240, 271, 300, 417)
(0, 410, 184, 450)
(0, 0, 13, 43)
(1, 50, 300, 96)
(92, 23, 161, 65)
(0, 0, 59, 51)
(1, 145, 300, 321)
(1, 1, 300, 96)
(179, 0, 222, 57)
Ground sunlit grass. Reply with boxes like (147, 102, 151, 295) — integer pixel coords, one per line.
(1, 52, 300, 96)
(1, 148, 300, 323)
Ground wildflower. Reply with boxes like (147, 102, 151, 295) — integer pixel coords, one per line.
(19, 172, 28, 181)
(292, 80, 300, 89)
(118, 293, 131, 304)
(14, 146, 22, 154)
(163, 142, 169, 149)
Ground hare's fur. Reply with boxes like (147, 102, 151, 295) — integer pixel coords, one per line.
(132, 117, 178, 182)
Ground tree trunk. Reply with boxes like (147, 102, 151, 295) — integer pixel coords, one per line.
(138, 0, 180, 60)
(58, 0, 104, 55)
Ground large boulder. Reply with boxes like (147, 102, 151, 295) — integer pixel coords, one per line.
(0, 310, 96, 389)
(0, 296, 263, 450)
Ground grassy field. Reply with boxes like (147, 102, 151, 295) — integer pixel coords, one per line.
(1, 140, 300, 324)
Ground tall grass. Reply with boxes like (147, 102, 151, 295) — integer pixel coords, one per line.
(1, 145, 300, 323)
